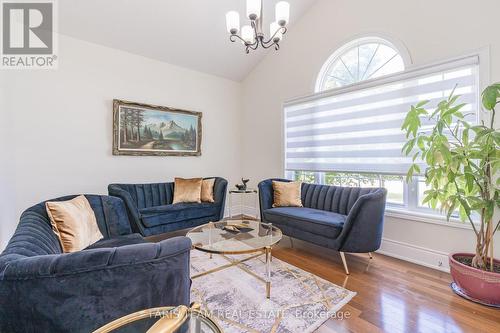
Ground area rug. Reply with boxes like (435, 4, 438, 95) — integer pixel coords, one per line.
(190, 250, 356, 333)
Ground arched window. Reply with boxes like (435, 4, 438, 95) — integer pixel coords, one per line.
(316, 37, 406, 92)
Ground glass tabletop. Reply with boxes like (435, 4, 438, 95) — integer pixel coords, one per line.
(229, 189, 257, 193)
(187, 220, 282, 254)
(94, 306, 221, 333)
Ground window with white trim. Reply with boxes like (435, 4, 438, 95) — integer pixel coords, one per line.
(316, 37, 405, 91)
(285, 38, 480, 218)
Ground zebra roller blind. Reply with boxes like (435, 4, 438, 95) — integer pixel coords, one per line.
(284, 55, 479, 175)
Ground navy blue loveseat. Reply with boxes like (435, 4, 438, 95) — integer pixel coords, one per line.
(109, 177, 228, 236)
(259, 179, 387, 274)
(0, 195, 191, 333)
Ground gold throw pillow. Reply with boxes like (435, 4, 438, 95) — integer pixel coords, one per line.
(173, 177, 203, 204)
(46, 195, 103, 253)
(201, 178, 216, 203)
(272, 181, 303, 207)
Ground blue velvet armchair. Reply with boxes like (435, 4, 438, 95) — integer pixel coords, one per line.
(0, 195, 191, 333)
(259, 179, 387, 274)
(108, 177, 228, 236)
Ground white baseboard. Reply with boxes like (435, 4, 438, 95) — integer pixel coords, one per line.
(378, 238, 450, 273)
(226, 206, 451, 273)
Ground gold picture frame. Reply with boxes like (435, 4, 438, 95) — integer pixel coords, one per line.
(112, 99, 202, 156)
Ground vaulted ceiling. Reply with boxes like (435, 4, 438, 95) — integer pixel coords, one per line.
(58, 0, 318, 81)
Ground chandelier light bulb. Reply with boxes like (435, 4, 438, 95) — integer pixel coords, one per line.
(226, 11, 240, 34)
(226, 0, 288, 53)
(270, 22, 282, 42)
(246, 0, 261, 20)
(241, 25, 255, 44)
(276, 1, 290, 26)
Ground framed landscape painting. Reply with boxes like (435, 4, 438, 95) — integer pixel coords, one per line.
(113, 99, 202, 156)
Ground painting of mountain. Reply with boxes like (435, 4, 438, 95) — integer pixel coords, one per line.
(113, 100, 202, 156)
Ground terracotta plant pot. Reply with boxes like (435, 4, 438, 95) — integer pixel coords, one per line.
(449, 253, 500, 307)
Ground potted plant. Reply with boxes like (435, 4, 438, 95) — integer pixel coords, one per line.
(401, 83, 500, 306)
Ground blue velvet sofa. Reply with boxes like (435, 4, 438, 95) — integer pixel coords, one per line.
(0, 195, 191, 333)
(259, 179, 387, 274)
(108, 177, 228, 236)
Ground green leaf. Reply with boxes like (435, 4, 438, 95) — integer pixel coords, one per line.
(442, 103, 466, 119)
(482, 84, 500, 110)
(415, 100, 430, 108)
(447, 200, 458, 221)
(406, 166, 412, 183)
(413, 164, 421, 174)
(462, 128, 469, 145)
(465, 172, 475, 192)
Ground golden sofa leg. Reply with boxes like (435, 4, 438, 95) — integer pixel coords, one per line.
(368, 252, 373, 259)
(340, 252, 349, 275)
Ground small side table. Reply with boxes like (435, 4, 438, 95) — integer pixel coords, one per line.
(228, 189, 259, 219)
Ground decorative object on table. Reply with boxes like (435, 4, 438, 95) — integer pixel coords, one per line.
(235, 178, 250, 191)
(93, 303, 222, 333)
(113, 99, 202, 156)
(225, 0, 289, 54)
(228, 188, 259, 219)
(222, 222, 254, 233)
(223, 225, 240, 233)
(190, 249, 356, 333)
(401, 83, 500, 306)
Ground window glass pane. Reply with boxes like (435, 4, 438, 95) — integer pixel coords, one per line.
(417, 177, 443, 209)
(324, 172, 403, 205)
(293, 171, 315, 183)
(417, 177, 429, 207)
(381, 175, 404, 205)
(318, 38, 405, 91)
(324, 172, 342, 186)
(417, 177, 464, 218)
(359, 173, 381, 187)
(340, 173, 360, 187)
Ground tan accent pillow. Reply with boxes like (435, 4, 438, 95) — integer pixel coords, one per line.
(173, 177, 203, 204)
(201, 178, 215, 203)
(45, 195, 103, 253)
(272, 181, 303, 207)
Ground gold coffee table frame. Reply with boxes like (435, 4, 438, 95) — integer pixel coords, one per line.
(93, 304, 222, 333)
(187, 220, 282, 299)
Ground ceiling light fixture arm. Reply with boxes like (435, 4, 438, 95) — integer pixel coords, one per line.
(226, 0, 289, 54)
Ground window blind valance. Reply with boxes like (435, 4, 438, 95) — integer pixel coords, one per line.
(284, 55, 479, 175)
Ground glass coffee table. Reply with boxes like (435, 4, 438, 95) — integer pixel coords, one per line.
(187, 220, 282, 298)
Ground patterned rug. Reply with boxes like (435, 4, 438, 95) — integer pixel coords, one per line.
(190, 250, 356, 333)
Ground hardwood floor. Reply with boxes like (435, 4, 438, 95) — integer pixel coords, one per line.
(150, 222, 500, 333)
(272, 238, 500, 333)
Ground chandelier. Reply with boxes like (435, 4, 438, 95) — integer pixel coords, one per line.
(225, 0, 290, 54)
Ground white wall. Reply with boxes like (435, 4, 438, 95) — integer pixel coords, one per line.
(0, 34, 243, 249)
(241, 0, 500, 270)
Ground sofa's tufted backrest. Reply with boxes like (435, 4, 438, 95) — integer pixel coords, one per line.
(110, 183, 175, 210)
(0, 195, 131, 271)
(258, 178, 383, 216)
(109, 177, 227, 210)
(301, 183, 381, 215)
